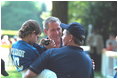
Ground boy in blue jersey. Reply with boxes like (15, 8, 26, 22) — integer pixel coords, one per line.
(10, 19, 41, 77)
(10, 19, 56, 77)
(24, 22, 93, 78)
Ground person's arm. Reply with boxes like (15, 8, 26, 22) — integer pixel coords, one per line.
(23, 49, 53, 78)
(33, 43, 47, 54)
(33, 39, 56, 54)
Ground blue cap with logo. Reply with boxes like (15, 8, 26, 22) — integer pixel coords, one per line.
(60, 22, 85, 41)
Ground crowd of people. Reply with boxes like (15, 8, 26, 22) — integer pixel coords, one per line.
(1, 16, 117, 78)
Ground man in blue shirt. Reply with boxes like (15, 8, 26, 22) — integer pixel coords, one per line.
(24, 22, 93, 78)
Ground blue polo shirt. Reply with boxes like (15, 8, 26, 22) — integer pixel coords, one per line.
(29, 46, 93, 78)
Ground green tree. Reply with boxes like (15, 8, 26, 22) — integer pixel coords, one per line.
(68, 1, 117, 42)
(1, 1, 44, 30)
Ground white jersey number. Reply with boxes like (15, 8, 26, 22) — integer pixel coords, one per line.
(13, 56, 20, 66)
(13, 56, 23, 71)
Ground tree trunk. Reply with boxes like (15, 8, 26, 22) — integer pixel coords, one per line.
(52, 1, 68, 24)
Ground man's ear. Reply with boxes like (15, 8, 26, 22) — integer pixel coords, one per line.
(44, 29, 48, 35)
(70, 34, 74, 41)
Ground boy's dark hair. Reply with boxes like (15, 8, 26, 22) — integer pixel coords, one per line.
(19, 19, 41, 38)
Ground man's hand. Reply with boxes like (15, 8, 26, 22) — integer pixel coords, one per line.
(40, 38, 56, 49)
(24, 69, 37, 78)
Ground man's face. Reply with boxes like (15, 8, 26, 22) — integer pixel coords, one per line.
(45, 22, 62, 40)
(62, 30, 71, 46)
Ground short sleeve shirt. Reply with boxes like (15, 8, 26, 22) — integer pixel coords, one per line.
(29, 46, 93, 78)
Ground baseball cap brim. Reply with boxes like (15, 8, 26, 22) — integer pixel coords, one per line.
(60, 23, 69, 29)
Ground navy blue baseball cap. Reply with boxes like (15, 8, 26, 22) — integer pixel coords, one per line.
(60, 22, 85, 40)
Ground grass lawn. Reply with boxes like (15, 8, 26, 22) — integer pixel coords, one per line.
(1, 70, 22, 78)
(94, 71, 104, 78)
(1, 66, 104, 78)
(1, 66, 22, 78)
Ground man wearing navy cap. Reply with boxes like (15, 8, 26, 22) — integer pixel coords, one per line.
(24, 22, 93, 78)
